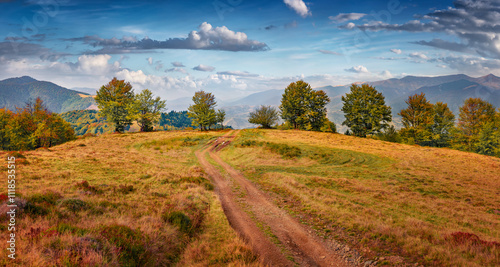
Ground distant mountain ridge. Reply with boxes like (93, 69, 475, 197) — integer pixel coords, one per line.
(0, 76, 96, 113)
(207, 73, 500, 129)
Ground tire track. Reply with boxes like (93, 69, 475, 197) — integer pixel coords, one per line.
(196, 131, 350, 267)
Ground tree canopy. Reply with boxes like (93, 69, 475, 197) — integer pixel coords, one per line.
(248, 105, 279, 128)
(279, 81, 330, 131)
(341, 84, 392, 137)
(133, 89, 167, 132)
(399, 93, 434, 145)
(95, 78, 135, 133)
(0, 98, 75, 150)
(187, 91, 222, 130)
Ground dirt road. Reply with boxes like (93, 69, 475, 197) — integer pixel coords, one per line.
(195, 131, 349, 267)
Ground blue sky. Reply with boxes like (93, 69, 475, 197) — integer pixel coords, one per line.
(1, 0, 500, 100)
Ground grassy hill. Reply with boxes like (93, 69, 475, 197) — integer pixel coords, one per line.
(0, 130, 498, 266)
(0, 76, 96, 113)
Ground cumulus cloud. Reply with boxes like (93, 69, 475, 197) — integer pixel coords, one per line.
(329, 13, 366, 23)
(193, 64, 215, 72)
(380, 70, 394, 78)
(66, 22, 269, 53)
(390, 49, 402, 54)
(216, 71, 259, 77)
(166, 67, 188, 74)
(283, 0, 311, 18)
(344, 65, 369, 73)
(409, 52, 429, 60)
(171, 61, 185, 67)
(318, 49, 342, 55)
(338, 22, 356, 30)
(341, 0, 500, 59)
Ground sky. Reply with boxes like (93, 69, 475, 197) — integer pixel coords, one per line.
(1, 0, 500, 100)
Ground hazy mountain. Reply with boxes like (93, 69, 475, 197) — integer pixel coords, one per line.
(217, 74, 500, 130)
(0, 76, 96, 113)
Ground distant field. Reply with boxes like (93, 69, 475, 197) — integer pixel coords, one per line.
(0, 131, 260, 266)
(221, 130, 500, 266)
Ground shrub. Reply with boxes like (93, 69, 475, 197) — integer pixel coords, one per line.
(55, 223, 87, 236)
(266, 142, 301, 158)
(24, 202, 49, 217)
(117, 185, 134, 194)
(59, 199, 89, 212)
(28, 191, 63, 205)
(162, 211, 192, 234)
(99, 224, 149, 266)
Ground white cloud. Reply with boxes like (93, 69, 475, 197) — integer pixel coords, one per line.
(147, 57, 153, 65)
(166, 67, 188, 74)
(67, 22, 269, 53)
(318, 49, 342, 55)
(380, 70, 393, 78)
(171, 61, 185, 67)
(283, 0, 311, 18)
(344, 65, 369, 73)
(390, 49, 402, 54)
(409, 52, 429, 60)
(329, 13, 366, 23)
(216, 71, 259, 77)
(193, 64, 215, 72)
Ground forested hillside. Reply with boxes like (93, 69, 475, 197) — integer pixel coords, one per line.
(0, 76, 96, 113)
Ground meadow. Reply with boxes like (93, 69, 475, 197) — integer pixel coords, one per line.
(0, 130, 260, 266)
(0, 129, 498, 266)
(221, 130, 500, 266)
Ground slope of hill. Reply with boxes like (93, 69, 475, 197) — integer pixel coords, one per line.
(0, 76, 96, 113)
(2, 129, 498, 266)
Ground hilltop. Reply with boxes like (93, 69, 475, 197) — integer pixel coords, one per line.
(0, 129, 498, 266)
(0, 76, 96, 113)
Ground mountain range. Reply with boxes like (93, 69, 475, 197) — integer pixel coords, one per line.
(1, 74, 499, 130)
(0, 76, 96, 113)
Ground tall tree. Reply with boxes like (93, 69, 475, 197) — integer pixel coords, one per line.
(399, 93, 434, 145)
(0, 109, 13, 150)
(306, 90, 330, 131)
(248, 105, 279, 128)
(216, 109, 226, 129)
(95, 78, 135, 133)
(457, 98, 496, 151)
(134, 89, 167, 132)
(187, 91, 218, 131)
(279, 81, 330, 130)
(341, 84, 392, 137)
(280, 81, 312, 129)
(430, 102, 455, 147)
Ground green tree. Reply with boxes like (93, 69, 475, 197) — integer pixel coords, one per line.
(187, 91, 218, 131)
(399, 93, 434, 145)
(248, 105, 279, 128)
(280, 81, 311, 129)
(341, 84, 392, 137)
(0, 109, 12, 150)
(456, 98, 496, 151)
(430, 102, 455, 147)
(306, 90, 330, 131)
(320, 119, 337, 133)
(216, 109, 226, 129)
(95, 78, 135, 133)
(279, 81, 330, 130)
(476, 122, 500, 156)
(134, 89, 167, 132)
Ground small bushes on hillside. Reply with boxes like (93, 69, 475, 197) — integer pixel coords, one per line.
(163, 211, 192, 234)
(58, 199, 90, 213)
(98, 224, 150, 266)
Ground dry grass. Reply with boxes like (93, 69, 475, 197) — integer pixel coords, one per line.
(0, 130, 260, 266)
(221, 129, 500, 266)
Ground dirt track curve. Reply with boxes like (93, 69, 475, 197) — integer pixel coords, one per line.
(195, 131, 349, 267)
